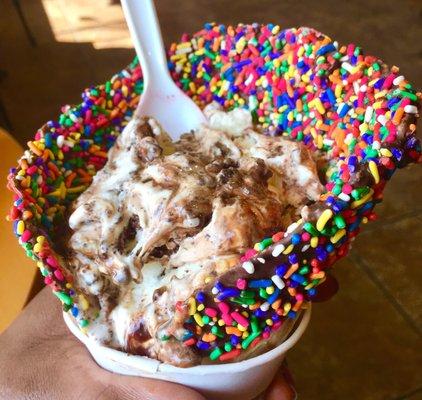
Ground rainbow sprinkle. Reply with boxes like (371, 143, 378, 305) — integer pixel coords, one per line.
(7, 24, 421, 363)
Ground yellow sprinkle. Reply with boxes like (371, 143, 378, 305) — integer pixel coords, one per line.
(310, 237, 319, 248)
(311, 271, 325, 280)
(33, 243, 42, 253)
(78, 295, 89, 311)
(266, 286, 275, 295)
(193, 313, 204, 327)
(351, 189, 374, 209)
(368, 160, 380, 184)
(316, 209, 333, 231)
(37, 236, 45, 244)
(330, 229, 346, 244)
(266, 319, 273, 326)
(188, 298, 197, 315)
(238, 324, 247, 332)
(218, 319, 225, 326)
(197, 304, 205, 312)
(17, 220, 25, 235)
(37, 261, 44, 269)
(204, 276, 212, 284)
(283, 303, 291, 313)
(362, 217, 369, 224)
(282, 244, 294, 255)
(314, 98, 325, 115)
(242, 331, 249, 339)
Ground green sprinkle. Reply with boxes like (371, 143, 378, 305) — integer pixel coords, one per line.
(399, 90, 417, 102)
(54, 291, 72, 305)
(299, 265, 310, 275)
(224, 343, 232, 352)
(211, 326, 224, 338)
(304, 222, 319, 236)
(259, 288, 269, 299)
(80, 319, 89, 328)
(105, 81, 111, 94)
(334, 214, 346, 229)
(240, 290, 255, 298)
(241, 331, 261, 350)
(202, 315, 211, 324)
(210, 347, 223, 361)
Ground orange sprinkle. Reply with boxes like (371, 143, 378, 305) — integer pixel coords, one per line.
(393, 107, 404, 125)
(226, 326, 242, 336)
(202, 333, 217, 343)
(27, 141, 43, 156)
(65, 172, 77, 188)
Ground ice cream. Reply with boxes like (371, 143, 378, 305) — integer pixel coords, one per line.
(62, 103, 323, 366)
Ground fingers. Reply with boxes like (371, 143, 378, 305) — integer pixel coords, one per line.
(98, 372, 207, 400)
(312, 273, 339, 302)
(264, 361, 296, 400)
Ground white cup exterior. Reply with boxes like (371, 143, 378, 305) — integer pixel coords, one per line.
(64, 305, 311, 400)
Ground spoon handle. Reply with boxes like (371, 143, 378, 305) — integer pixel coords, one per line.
(121, 0, 170, 84)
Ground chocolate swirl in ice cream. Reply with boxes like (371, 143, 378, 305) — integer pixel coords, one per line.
(62, 104, 323, 366)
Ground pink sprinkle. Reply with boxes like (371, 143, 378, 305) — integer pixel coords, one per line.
(26, 166, 38, 175)
(218, 302, 230, 314)
(262, 331, 270, 339)
(236, 279, 247, 290)
(231, 312, 249, 327)
(382, 74, 395, 90)
(296, 293, 304, 301)
(301, 232, 311, 241)
(54, 269, 64, 281)
(44, 276, 53, 285)
(46, 256, 59, 268)
(244, 249, 257, 259)
(222, 313, 233, 326)
(272, 321, 283, 331)
(342, 183, 353, 194)
(21, 230, 32, 243)
(204, 308, 217, 318)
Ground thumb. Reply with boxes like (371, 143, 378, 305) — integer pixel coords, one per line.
(264, 361, 296, 400)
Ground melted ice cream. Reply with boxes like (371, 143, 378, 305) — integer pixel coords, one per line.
(63, 104, 323, 365)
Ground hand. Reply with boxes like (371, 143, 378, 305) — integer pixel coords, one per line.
(264, 273, 339, 400)
(0, 275, 338, 400)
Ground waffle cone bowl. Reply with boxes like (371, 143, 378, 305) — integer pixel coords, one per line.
(7, 25, 421, 400)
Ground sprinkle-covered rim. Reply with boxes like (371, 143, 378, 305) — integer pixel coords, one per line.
(7, 24, 421, 363)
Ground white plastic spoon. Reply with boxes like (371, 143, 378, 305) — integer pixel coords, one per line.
(121, 0, 206, 140)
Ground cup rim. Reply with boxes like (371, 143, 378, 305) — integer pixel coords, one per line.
(63, 303, 311, 374)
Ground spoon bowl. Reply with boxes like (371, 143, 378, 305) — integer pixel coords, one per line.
(121, 0, 206, 140)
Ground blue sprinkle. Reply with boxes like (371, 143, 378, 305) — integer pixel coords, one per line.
(338, 103, 351, 118)
(230, 335, 240, 346)
(197, 341, 210, 351)
(182, 331, 194, 341)
(254, 309, 266, 318)
(308, 288, 317, 297)
(326, 88, 336, 104)
(316, 43, 336, 56)
(71, 306, 79, 317)
(217, 288, 240, 300)
(276, 264, 288, 277)
(287, 310, 297, 319)
(288, 254, 298, 264)
(249, 279, 273, 288)
(291, 274, 306, 284)
(291, 234, 301, 245)
(196, 291, 205, 303)
(267, 288, 281, 305)
(326, 244, 335, 253)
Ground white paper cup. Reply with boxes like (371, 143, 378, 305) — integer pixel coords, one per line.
(64, 306, 311, 400)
